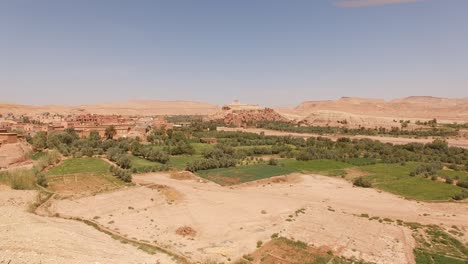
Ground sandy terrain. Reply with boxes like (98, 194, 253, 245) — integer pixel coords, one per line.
(0, 186, 176, 264)
(218, 127, 468, 149)
(0, 100, 219, 116)
(49, 173, 468, 264)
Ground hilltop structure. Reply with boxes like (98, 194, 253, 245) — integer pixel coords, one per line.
(222, 100, 262, 111)
(209, 100, 286, 128)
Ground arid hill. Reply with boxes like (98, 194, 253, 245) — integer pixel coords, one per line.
(275, 96, 468, 129)
(286, 96, 468, 122)
(0, 100, 219, 116)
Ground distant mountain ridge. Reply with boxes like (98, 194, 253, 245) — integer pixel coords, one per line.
(0, 100, 220, 116)
(2, 96, 468, 122)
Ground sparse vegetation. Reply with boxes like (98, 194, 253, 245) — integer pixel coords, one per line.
(236, 236, 373, 264)
(0, 169, 37, 190)
(413, 225, 468, 264)
(255, 120, 459, 137)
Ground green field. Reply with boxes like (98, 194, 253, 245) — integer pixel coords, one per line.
(360, 163, 464, 201)
(279, 159, 352, 176)
(197, 164, 296, 185)
(168, 155, 200, 170)
(195, 158, 465, 201)
(45, 157, 127, 195)
(47, 158, 110, 176)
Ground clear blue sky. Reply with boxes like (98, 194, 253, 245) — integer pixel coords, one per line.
(1, 0, 467, 106)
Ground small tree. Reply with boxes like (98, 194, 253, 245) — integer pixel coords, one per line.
(117, 154, 132, 169)
(32, 132, 48, 150)
(89, 130, 101, 141)
(105, 125, 117, 140)
(268, 158, 278, 166)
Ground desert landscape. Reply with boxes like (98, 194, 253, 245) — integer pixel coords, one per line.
(2, 1, 468, 263)
(1, 96, 468, 264)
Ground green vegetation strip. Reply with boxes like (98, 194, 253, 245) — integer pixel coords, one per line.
(196, 159, 467, 201)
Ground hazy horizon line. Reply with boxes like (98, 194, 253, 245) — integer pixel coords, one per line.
(2, 95, 467, 109)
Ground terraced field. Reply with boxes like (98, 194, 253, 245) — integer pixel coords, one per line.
(46, 157, 125, 197)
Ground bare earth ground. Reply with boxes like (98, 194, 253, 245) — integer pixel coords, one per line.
(218, 127, 468, 149)
(0, 186, 177, 264)
(49, 173, 468, 264)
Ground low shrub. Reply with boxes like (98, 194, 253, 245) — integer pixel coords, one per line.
(109, 165, 132, 182)
(456, 180, 468, 189)
(353, 177, 372, 188)
(256, 240, 263, 248)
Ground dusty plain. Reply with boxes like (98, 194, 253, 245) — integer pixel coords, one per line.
(46, 173, 468, 264)
(0, 186, 178, 264)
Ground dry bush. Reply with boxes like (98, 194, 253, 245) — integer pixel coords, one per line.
(175, 226, 197, 237)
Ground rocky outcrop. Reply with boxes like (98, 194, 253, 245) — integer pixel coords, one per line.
(0, 141, 32, 168)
